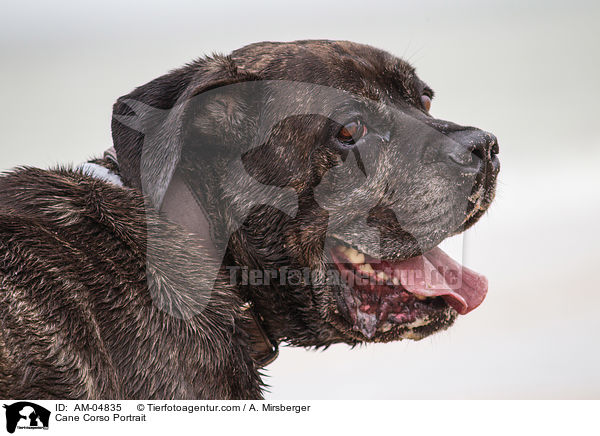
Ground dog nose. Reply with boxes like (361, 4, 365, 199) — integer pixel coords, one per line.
(447, 130, 499, 172)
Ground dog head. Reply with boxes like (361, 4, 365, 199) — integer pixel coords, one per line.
(111, 40, 499, 347)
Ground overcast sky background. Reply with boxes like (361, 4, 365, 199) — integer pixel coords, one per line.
(1, 0, 599, 398)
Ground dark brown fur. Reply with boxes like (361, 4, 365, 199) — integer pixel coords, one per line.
(0, 166, 263, 398)
(0, 40, 498, 399)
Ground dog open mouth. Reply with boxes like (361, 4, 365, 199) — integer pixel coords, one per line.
(330, 241, 488, 339)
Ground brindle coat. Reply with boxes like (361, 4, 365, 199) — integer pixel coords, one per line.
(0, 40, 498, 399)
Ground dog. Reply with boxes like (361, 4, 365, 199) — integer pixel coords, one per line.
(0, 40, 499, 399)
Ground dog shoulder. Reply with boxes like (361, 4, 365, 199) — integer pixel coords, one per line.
(0, 165, 148, 398)
(0, 164, 147, 243)
(0, 165, 263, 399)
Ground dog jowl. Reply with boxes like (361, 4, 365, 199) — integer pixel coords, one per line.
(113, 40, 500, 347)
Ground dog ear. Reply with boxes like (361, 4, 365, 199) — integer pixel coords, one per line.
(111, 55, 258, 210)
(111, 56, 264, 315)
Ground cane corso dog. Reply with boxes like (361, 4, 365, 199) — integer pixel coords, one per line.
(0, 40, 499, 399)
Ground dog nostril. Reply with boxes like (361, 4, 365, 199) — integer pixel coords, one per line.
(472, 132, 499, 162)
(449, 140, 487, 169)
(472, 142, 487, 161)
(446, 130, 498, 171)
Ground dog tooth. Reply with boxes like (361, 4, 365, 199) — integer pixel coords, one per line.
(380, 323, 393, 332)
(406, 317, 429, 328)
(351, 253, 365, 264)
(342, 246, 358, 261)
(403, 330, 421, 340)
(392, 277, 400, 286)
(361, 263, 374, 273)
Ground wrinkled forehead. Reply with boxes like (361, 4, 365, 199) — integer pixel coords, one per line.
(242, 80, 398, 145)
(232, 40, 425, 108)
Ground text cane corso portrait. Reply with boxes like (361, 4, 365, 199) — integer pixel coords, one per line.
(0, 40, 499, 399)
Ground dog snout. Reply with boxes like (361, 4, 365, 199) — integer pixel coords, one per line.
(446, 129, 499, 174)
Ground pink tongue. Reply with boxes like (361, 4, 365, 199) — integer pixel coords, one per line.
(392, 247, 488, 314)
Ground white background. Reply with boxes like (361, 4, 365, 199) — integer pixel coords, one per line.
(1, 0, 599, 399)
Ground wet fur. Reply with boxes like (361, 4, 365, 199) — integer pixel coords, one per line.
(0, 166, 262, 399)
(0, 40, 497, 399)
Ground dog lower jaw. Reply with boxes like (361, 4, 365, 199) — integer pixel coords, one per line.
(328, 241, 480, 341)
(333, 279, 456, 341)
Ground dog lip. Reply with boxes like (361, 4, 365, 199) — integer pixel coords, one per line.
(327, 234, 375, 258)
(328, 243, 448, 339)
(327, 233, 416, 262)
(326, 236, 488, 339)
(458, 178, 497, 232)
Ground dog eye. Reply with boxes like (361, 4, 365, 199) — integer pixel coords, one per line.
(336, 120, 367, 146)
(421, 94, 432, 112)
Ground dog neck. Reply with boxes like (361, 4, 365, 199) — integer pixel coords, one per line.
(98, 147, 279, 368)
